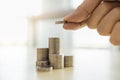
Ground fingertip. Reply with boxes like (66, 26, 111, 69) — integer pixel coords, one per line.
(63, 13, 75, 22)
(63, 6, 90, 22)
(63, 24, 69, 30)
(63, 14, 70, 21)
(63, 22, 86, 30)
(63, 23, 74, 30)
(110, 38, 120, 46)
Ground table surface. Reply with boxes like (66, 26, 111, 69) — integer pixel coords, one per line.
(0, 46, 119, 80)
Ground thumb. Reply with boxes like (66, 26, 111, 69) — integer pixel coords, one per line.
(64, 0, 103, 22)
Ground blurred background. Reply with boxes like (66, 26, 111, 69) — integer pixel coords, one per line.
(0, 0, 111, 48)
(0, 0, 120, 80)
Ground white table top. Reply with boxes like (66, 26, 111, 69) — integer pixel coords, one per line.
(0, 46, 119, 80)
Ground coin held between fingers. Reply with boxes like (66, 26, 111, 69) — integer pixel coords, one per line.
(55, 21, 86, 24)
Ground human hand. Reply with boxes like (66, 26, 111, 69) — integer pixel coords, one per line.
(63, 0, 120, 45)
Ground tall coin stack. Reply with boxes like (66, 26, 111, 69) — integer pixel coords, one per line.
(49, 38, 64, 69)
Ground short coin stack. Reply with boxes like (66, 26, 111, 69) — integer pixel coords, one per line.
(36, 37, 74, 72)
(36, 48, 53, 71)
(64, 55, 73, 67)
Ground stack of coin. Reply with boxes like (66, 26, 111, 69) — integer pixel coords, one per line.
(49, 38, 60, 54)
(36, 48, 53, 71)
(37, 48, 49, 61)
(49, 38, 63, 69)
(64, 56, 74, 67)
(36, 37, 74, 72)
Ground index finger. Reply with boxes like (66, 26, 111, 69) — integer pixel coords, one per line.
(64, 0, 103, 22)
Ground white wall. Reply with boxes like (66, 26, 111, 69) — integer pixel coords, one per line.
(41, 0, 72, 13)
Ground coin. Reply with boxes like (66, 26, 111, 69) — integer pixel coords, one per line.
(55, 21, 67, 24)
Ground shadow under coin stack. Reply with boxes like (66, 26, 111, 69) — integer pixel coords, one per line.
(36, 37, 73, 72)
